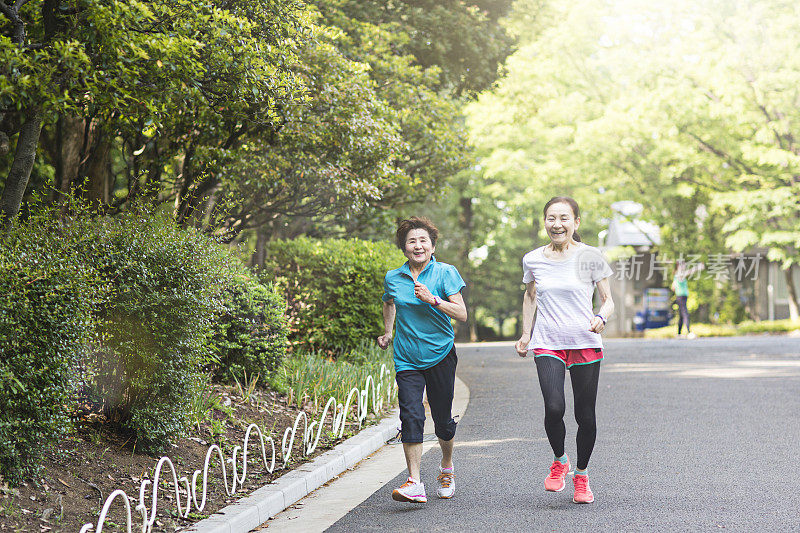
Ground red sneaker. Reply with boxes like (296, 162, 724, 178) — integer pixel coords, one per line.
(572, 473, 594, 503)
(544, 456, 571, 492)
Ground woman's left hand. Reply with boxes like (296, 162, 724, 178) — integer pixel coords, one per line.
(589, 316, 605, 333)
(414, 281, 435, 304)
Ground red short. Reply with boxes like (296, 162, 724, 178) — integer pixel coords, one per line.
(532, 348, 603, 368)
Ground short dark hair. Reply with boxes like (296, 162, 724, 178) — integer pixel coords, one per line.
(543, 196, 582, 242)
(395, 216, 439, 250)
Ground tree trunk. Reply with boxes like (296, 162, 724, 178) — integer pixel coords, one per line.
(252, 227, 269, 268)
(200, 188, 220, 232)
(784, 266, 799, 321)
(53, 114, 85, 197)
(141, 141, 162, 200)
(455, 196, 477, 342)
(1, 107, 43, 226)
(85, 132, 111, 206)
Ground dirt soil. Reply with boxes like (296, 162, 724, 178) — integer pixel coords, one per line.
(0, 385, 378, 532)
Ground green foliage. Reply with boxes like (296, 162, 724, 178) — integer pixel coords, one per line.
(737, 319, 800, 334)
(316, 0, 515, 96)
(211, 23, 408, 232)
(263, 237, 405, 354)
(0, 194, 293, 479)
(2, 0, 519, 261)
(0, 212, 107, 483)
(272, 342, 395, 408)
(0, 0, 306, 131)
(716, 286, 748, 325)
(685, 275, 741, 324)
(245, 0, 515, 239)
(211, 271, 288, 384)
(1, 0, 308, 222)
(645, 319, 800, 337)
(187, 379, 224, 433)
(643, 323, 738, 339)
(83, 211, 231, 453)
(455, 0, 800, 329)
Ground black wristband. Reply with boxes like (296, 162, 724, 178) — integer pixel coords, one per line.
(594, 314, 606, 325)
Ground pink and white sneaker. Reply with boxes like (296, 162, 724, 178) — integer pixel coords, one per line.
(572, 473, 594, 504)
(544, 456, 571, 492)
(392, 477, 427, 503)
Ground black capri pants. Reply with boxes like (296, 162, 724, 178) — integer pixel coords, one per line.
(395, 346, 458, 443)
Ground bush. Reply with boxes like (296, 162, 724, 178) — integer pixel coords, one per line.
(716, 287, 748, 324)
(0, 214, 107, 483)
(263, 238, 405, 354)
(84, 211, 231, 452)
(210, 269, 288, 384)
(0, 204, 290, 477)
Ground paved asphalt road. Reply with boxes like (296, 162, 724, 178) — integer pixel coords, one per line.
(326, 337, 800, 532)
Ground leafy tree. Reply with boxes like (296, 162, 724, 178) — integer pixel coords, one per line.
(0, 0, 306, 222)
(464, 0, 800, 324)
(315, 0, 515, 97)
(182, 22, 409, 241)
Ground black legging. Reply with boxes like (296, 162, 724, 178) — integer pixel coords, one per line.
(535, 357, 600, 471)
(676, 295, 690, 334)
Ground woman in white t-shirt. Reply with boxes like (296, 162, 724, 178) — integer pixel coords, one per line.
(515, 196, 614, 505)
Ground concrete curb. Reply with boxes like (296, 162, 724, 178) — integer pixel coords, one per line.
(184, 409, 400, 533)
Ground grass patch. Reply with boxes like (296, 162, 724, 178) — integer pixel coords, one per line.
(643, 323, 738, 339)
(737, 319, 800, 334)
(272, 342, 395, 410)
(643, 319, 800, 338)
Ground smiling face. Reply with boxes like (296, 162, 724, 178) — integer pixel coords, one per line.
(403, 228, 435, 267)
(544, 201, 580, 246)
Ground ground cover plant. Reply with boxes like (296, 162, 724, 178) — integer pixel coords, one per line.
(737, 319, 800, 335)
(642, 319, 800, 339)
(0, 205, 397, 532)
(0, 346, 396, 533)
(273, 343, 396, 410)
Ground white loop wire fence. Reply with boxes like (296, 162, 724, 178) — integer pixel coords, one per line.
(79, 363, 396, 533)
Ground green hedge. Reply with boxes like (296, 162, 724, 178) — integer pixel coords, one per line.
(263, 238, 405, 354)
(85, 212, 232, 452)
(211, 269, 287, 383)
(0, 215, 107, 482)
(0, 207, 290, 480)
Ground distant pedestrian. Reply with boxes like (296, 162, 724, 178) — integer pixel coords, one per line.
(378, 216, 467, 503)
(515, 196, 614, 504)
(671, 259, 703, 339)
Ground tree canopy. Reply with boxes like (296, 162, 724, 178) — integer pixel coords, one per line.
(452, 0, 800, 329)
(1, 0, 515, 241)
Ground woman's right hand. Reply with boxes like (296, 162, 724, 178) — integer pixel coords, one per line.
(377, 334, 392, 350)
(515, 337, 529, 357)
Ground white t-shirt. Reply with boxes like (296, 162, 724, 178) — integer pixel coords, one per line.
(521, 243, 613, 350)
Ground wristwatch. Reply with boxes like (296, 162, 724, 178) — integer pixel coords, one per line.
(432, 296, 442, 307)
